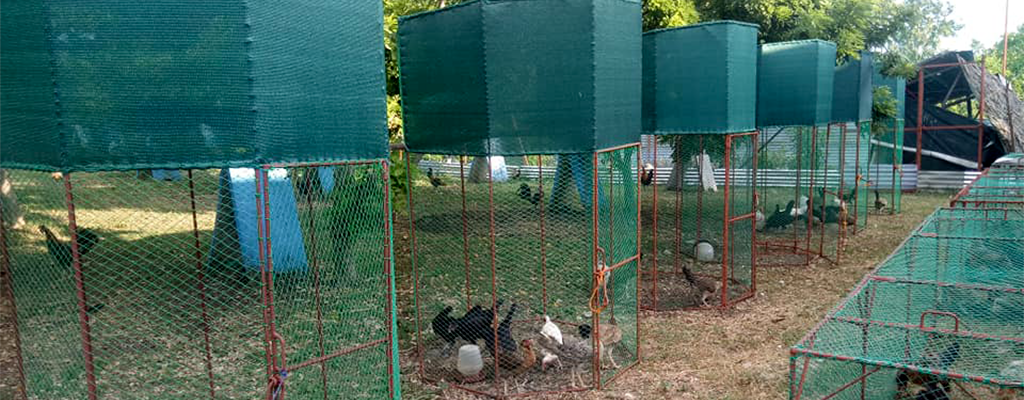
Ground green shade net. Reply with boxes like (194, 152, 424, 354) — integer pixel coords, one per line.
(0, 0, 387, 172)
(756, 40, 837, 127)
(641, 21, 758, 135)
(832, 52, 873, 123)
(398, 0, 642, 156)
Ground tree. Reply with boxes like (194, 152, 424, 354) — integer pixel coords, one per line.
(643, 0, 700, 31)
(978, 24, 1024, 101)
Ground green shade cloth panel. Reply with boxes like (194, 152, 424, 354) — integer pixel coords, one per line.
(641, 21, 758, 135)
(832, 51, 873, 123)
(0, 0, 387, 172)
(398, 0, 642, 156)
(873, 63, 907, 121)
(756, 40, 837, 127)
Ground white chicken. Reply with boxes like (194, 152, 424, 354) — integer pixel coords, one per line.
(792, 196, 809, 217)
(540, 315, 563, 346)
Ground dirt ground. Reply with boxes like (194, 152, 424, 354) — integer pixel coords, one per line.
(0, 191, 954, 399)
(395, 191, 955, 400)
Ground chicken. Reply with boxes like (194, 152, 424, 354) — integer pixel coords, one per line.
(511, 168, 522, 180)
(485, 303, 518, 357)
(597, 320, 623, 369)
(538, 347, 561, 371)
(640, 163, 654, 186)
(39, 225, 99, 267)
(426, 168, 445, 187)
(431, 306, 458, 348)
(681, 262, 720, 307)
(755, 208, 766, 231)
(763, 201, 796, 231)
(895, 342, 960, 399)
(508, 339, 537, 376)
(874, 190, 888, 211)
(517, 183, 542, 205)
(540, 315, 563, 346)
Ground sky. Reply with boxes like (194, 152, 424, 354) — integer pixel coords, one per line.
(938, 0, 1022, 51)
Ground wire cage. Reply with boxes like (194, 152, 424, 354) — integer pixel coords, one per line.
(755, 126, 825, 267)
(404, 147, 641, 397)
(0, 163, 398, 399)
(867, 118, 905, 215)
(950, 167, 1024, 209)
(789, 207, 1024, 400)
(641, 133, 758, 311)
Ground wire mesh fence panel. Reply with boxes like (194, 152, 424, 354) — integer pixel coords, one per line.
(868, 119, 903, 215)
(407, 147, 640, 398)
(791, 203, 1024, 400)
(640, 133, 757, 311)
(756, 126, 819, 267)
(812, 124, 849, 265)
(849, 122, 871, 233)
(951, 167, 1024, 209)
(0, 164, 398, 400)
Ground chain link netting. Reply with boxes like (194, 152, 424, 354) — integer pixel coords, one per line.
(0, 163, 397, 399)
(640, 133, 757, 311)
(756, 126, 821, 267)
(868, 119, 904, 215)
(791, 200, 1024, 399)
(406, 146, 639, 397)
(951, 167, 1024, 209)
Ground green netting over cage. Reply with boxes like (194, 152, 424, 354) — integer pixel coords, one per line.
(397, 0, 641, 156)
(756, 40, 837, 127)
(0, 1, 387, 171)
(790, 207, 1024, 400)
(950, 167, 1024, 209)
(832, 52, 873, 124)
(641, 21, 758, 135)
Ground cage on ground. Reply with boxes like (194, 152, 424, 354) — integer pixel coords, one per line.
(950, 166, 1024, 209)
(789, 207, 1024, 399)
(829, 52, 874, 240)
(0, 2, 398, 399)
(754, 40, 838, 267)
(867, 68, 907, 215)
(396, 0, 642, 396)
(638, 21, 760, 311)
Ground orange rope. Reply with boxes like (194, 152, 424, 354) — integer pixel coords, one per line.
(589, 248, 610, 314)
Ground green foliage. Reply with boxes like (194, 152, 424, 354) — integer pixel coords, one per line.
(870, 86, 898, 137)
(978, 24, 1024, 101)
(643, 0, 700, 31)
(869, 0, 961, 78)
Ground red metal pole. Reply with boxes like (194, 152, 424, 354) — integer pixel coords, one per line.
(64, 174, 98, 400)
(0, 185, 27, 399)
(487, 158, 499, 392)
(721, 136, 731, 307)
(696, 136, 704, 242)
(382, 161, 396, 400)
(404, 152, 426, 379)
(255, 170, 275, 398)
(538, 156, 548, 314)
(299, 169, 329, 400)
(651, 137, 659, 310)
(607, 153, 615, 320)
(591, 152, 600, 390)
(259, 168, 282, 399)
(187, 170, 217, 399)
(459, 157, 471, 310)
(750, 131, 759, 292)
(978, 59, 986, 171)
(917, 69, 924, 171)
(634, 145, 642, 363)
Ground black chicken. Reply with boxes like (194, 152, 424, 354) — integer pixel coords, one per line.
(762, 201, 796, 231)
(487, 302, 518, 356)
(431, 306, 458, 346)
(640, 163, 654, 186)
(895, 342, 960, 400)
(517, 183, 542, 205)
(874, 190, 888, 211)
(426, 168, 445, 188)
(39, 225, 99, 267)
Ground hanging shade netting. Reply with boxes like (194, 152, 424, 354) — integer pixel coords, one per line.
(397, 0, 642, 156)
(641, 21, 758, 135)
(0, 1, 387, 172)
(832, 52, 873, 123)
(756, 40, 837, 127)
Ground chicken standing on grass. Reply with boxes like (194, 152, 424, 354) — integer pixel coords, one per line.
(681, 262, 720, 307)
(640, 163, 654, 186)
(875, 190, 888, 211)
(39, 225, 103, 314)
(540, 315, 563, 346)
(427, 167, 446, 187)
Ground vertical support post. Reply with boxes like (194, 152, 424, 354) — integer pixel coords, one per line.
(64, 174, 98, 400)
(487, 158, 499, 391)
(750, 131, 759, 292)
(674, 143, 682, 273)
(187, 170, 217, 399)
(651, 138, 659, 310)
(538, 156, 548, 314)
(806, 127, 817, 265)
(607, 153, 615, 321)
(300, 168, 328, 400)
(721, 136, 732, 307)
(381, 161, 397, 400)
(255, 169, 274, 396)
(0, 185, 28, 399)
(696, 136, 704, 241)
(258, 168, 283, 400)
(795, 127, 806, 263)
(404, 152, 426, 379)
(459, 157, 471, 309)
(634, 145, 642, 362)
(977, 59, 986, 171)
(916, 69, 924, 171)
(591, 151, 600, 390)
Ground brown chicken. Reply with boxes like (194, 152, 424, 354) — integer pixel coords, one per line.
(598, 320, 623, 369)
(501, 339, 536, 376)
(682, 263, 720, 307)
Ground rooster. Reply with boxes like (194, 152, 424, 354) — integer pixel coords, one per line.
(640, 163, 654, 186)
(39, 225, 99, 268)
(874, 190, 888, 211)
(762, 201, 796, 231)
(426, 168, 445, 187)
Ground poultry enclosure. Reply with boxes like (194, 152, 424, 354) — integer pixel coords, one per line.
(949, 165, 1024, 209)
(0, 1, 398, 399)
(867, 69, 907, 216)
(638, 22, 760, 312)
(404, 149, 641, 397)
(790, 207, 1024, 399)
